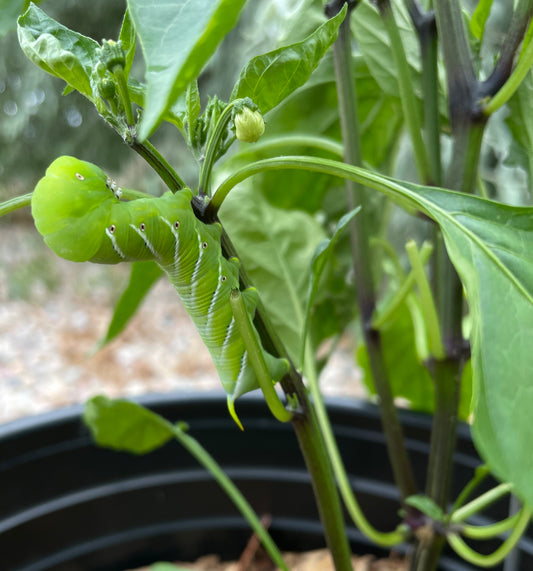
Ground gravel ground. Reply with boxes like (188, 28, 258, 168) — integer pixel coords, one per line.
(0, 222, 365, 425)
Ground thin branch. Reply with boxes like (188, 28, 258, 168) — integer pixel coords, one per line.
(480, 0, 533, 97)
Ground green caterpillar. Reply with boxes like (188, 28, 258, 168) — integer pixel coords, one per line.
(31, 156, 289, 425)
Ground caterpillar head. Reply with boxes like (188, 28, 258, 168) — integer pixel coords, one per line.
(32, 156, 118, 262)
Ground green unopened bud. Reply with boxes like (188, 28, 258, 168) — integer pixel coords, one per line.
(98, 77, 116, 100)
(234, 107, 265, 143)
(99, 39, 125, 72)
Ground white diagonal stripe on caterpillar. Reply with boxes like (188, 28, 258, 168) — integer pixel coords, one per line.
(105, 227, 126, 259)
(159, 216, 180, 270)
(235, 351, 248, 390)
(206, 261, 225, 328)
(190, 230, 206, 299)
(221, 316, 237, 357)
(129, 223, 159, 258)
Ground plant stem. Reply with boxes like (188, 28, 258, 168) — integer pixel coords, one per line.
(483, 18, 533, 115)
(217, 231, 353, 571)
(372, 241, 433, 329)
(418, 11, 442, 186)
(447, 507, 532, 568)
(306, 352, 406, 546)
(480, 0, 533, 98)
(112, 64, 135, 127)
(423, 123, 485, 521)
(377, 0, 431, 184)
(461, 511, 522, 540)
(199, 101, 238, 196)
(172, 425, 289, 571)
(291, 400, 355, 571)
(0, 193, 32, 217)
(229, 288, 292, 423)
(228, 134, 344, 160)
(451, 483, 514, 523)
(329, 1, 417, 502)
(130, 139, 186, 191)
(451, 464, 490, 511)
(405, 240, 444, 359)
(213, 156, 433, 223)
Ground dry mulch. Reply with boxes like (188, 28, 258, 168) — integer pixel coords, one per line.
(135, 549, 407, 571)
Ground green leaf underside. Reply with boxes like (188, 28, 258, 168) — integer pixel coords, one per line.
(128, 0, 247, 140)
(17, 4, 100, 97)
(230, 5, 347, 115)
(84, 395, 174, 455)
(99, 261, 163, 348)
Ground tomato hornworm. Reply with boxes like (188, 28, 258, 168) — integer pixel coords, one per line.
(31, 156, 290, 426)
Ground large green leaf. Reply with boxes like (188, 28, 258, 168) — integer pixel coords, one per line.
(17, 3, 100, 98)
(230, 5, 346, 114)
(128, 0, 247, 140)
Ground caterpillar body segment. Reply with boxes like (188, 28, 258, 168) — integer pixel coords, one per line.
(31, 156, 289, 419)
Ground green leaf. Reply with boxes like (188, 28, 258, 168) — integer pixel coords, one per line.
(230, 5, 347, 114)
(17, 3, 100, 98)
(99, 261, 163, 348)
(84, 395, 175, 454)
(405, 495, 445, 522)
(470, 0, 494, 41)
(300, 207, 360, 365)
(220, 183, 327, 367)
(186, 80, 201, 149)
(119, 9, 136, 77)
(128, 0, 247, 140)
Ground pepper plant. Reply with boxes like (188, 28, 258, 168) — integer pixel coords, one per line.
(2, 0, 533, 570)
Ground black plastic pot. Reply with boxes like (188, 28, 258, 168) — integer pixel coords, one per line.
(0, 392, 532, 571)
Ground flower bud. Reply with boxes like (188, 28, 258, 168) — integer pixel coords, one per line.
(99, 40, 125, 72)
(234, 107, 265, 143)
